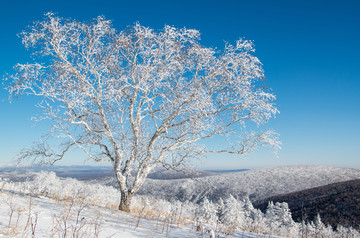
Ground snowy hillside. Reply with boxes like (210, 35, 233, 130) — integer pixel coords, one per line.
(2, 164, 359, 205)
(0, 173, 287, 238)
(0, 190, 267, 238)
(254, 179, 360, 229)
(1, 166, 359, 237)
(146, 168, 217, 180)
(133, 165, 360, 203)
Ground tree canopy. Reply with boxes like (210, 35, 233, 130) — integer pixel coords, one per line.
(5, 13, 279, 211)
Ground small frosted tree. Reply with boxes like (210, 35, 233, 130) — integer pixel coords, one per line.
(5, 13, 279, 212)
(265, 201, 297, 236)
(197, 197, 218, 227)
(240, 196, 265, 232)
(312, 214, 334, 238)
(216, 198, 225, 222)
(219, 195, 264, 233)
(220, 195, 246, 232)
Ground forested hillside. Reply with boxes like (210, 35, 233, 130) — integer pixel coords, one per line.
(254, 179, 360, 229)
(131, 165, 360, 203)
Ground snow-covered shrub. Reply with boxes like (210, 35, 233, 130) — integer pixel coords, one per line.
(125, 195, 199, 236)
(18, 171, 121, 209)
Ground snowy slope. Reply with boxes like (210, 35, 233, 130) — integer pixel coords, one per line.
(0, 190, 277, 238)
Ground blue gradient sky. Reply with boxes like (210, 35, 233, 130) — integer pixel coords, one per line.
(0, 0, 359, 169)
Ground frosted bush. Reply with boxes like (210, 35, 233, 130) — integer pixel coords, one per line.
(17, 171, 121, 209)
(130, 195, 197, 227)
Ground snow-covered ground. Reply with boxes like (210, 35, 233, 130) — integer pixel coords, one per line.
(0, 189, 275, 237)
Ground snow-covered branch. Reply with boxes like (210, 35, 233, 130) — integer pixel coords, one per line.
(5, 13, 279, 211)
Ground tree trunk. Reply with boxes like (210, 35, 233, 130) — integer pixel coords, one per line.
(119, 191, 133, 212)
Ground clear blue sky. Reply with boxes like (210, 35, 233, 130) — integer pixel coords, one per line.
(0, 0, 359, 169)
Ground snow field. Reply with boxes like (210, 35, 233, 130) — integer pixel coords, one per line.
(0, 190, 196, 237)
(0, 189, 269, 238)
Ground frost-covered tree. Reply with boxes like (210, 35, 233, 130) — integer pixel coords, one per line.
(219, 195, 265, 233)
(312, 214, 334, 238)
(298, 215, 336, 238)
(5, 13, 279, 212)
(240, 196, 265, 232)
(220, 195, 245, 232)
(197, 197, 218, 226)
(216, 198, 225, 222)
(265, 201, 297, 236)
(336, 226, 360, 238)
(300, 221, 316, 238)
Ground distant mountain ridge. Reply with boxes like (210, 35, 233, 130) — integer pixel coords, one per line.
(0, 165, 224, 181)
(131, 165, 360, 204)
